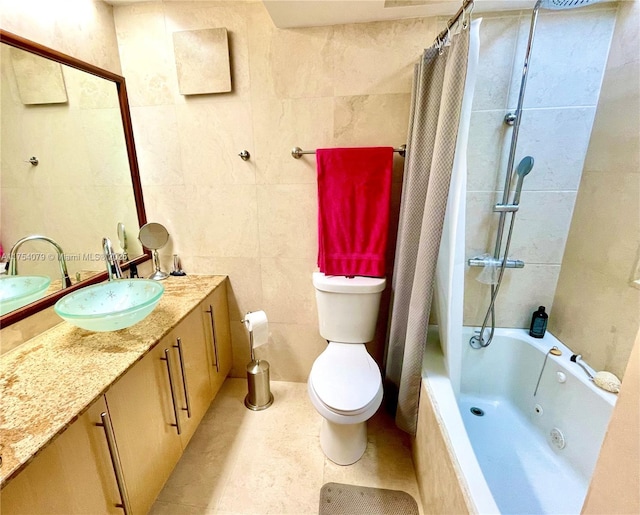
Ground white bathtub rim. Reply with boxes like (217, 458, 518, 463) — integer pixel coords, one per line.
(461, 327, 617, 407)
(423, 329, 501, 515)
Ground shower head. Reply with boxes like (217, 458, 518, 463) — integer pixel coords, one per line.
(515, 156, 534, 178)
(538, 0, 604, 10)
(512, 156, 534, 205)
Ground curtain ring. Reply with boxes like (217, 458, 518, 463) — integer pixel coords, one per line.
(461, 6, 469, 30)
(446, 25, 452, 44)
(467, 2, 475, 26)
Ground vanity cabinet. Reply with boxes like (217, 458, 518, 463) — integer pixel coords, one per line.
(105, 342, 184, 515)
(169, 306, 215, 446)
(103, 285, 231, 514)
(0, 397, 122, 514)
(1, 279, 233, 515)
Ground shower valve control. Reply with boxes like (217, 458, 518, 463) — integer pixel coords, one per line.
(468, 257, 525, 269)
(494, 203, 519, 213)
(556, 371, 567, 383)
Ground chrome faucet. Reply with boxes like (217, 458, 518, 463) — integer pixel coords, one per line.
(8, 235, 72, 288)
(103, 237, 123, 281)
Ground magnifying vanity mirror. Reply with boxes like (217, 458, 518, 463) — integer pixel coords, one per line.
(139, 223, 170, 281)
(0, 30, 150, 327)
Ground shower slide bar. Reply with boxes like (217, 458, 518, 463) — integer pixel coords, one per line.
(291, 145, 406, 159)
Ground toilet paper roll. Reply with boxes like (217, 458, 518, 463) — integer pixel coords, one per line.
(243, 310, 269, 349)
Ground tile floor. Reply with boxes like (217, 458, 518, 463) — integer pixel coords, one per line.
(150, 378, 423, 514)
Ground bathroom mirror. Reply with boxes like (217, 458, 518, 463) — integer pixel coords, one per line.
(0, 30, 150, 327)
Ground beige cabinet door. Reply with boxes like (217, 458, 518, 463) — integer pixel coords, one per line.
(105, 342, 183, 515)
(201, 280, 232, 396)
(1, 396, 122, 514)
(170, 307, 214, 447)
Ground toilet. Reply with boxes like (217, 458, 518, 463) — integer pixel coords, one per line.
(307, 272, 385, 465)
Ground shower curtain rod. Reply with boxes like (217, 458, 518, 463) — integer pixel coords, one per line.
(435, 0, 474, 44)
(291, 145, 406, 159)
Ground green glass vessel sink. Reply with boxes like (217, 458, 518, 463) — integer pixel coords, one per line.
(54, 279, 164, 332)
(0, 275, 52, 316)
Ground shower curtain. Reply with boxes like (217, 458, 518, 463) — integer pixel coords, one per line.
(384, 24, 474, 434)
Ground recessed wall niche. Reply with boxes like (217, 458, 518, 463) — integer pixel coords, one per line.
(173, 28, 232, 95)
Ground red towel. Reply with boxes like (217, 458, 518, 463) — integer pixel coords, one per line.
(317, 147, 393, 278)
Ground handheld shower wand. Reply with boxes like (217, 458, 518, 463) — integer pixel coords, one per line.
(469, 155, 535, 349)
(512, 156, 534, 205)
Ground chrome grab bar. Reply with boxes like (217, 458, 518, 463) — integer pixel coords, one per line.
(206, 306, 220, 373)
(97, 411, 132, 514)
(161, 348, 182, 435)
(173, 337, 192, 418)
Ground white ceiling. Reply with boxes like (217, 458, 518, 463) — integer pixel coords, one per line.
(262, 0, 537, 28)
(102, 0, 541, 28)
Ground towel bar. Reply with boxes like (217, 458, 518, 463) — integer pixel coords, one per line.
(291, 145, 406, 159)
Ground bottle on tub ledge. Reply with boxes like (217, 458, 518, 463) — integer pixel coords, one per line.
(529, 306, 548, 338)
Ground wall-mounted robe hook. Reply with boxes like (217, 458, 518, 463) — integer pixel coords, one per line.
(25, 156, 39, 166)
(238, 150, 250, 161)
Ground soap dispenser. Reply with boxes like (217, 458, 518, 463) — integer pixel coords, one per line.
(529, 306, 548, 338)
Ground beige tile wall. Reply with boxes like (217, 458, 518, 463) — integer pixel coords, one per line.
(463, 7, 618, 329)
(112, 1, 436, 381)
(2, 1, 630, 380)
(0, 0, 122, 74)
(549, 0, 640, 380)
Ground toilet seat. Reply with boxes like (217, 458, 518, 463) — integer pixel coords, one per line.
(308, 342, 383, 423)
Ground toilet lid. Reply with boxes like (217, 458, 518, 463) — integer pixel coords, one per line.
(310, 343, 381, 413)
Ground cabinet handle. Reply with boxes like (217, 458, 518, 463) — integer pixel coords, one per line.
(97, 411, 132, 515)
(161, 348, 182, 435)
(173, 337, 192, 418)
(206, 305, 220, 373)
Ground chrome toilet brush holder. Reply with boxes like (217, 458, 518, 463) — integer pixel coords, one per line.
(242, 321, 273, 411)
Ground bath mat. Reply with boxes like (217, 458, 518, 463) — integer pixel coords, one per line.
(319, 482, 419, 514)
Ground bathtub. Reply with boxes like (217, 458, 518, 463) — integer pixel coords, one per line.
(422, 327, 617, 514)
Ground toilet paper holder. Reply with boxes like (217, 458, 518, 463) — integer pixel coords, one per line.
(241, 312, 274, 411)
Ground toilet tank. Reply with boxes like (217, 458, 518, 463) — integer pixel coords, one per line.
(313, 272, 386, 343)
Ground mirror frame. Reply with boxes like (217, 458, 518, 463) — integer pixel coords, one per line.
(0, 29, 151, 328)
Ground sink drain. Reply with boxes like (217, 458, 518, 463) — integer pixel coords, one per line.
(470, 407, 485, 416)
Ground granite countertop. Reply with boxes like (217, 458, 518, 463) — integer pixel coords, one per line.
(0, 274, 226, 487)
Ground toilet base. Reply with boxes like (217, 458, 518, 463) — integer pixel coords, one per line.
(320, 418, 367, 465)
